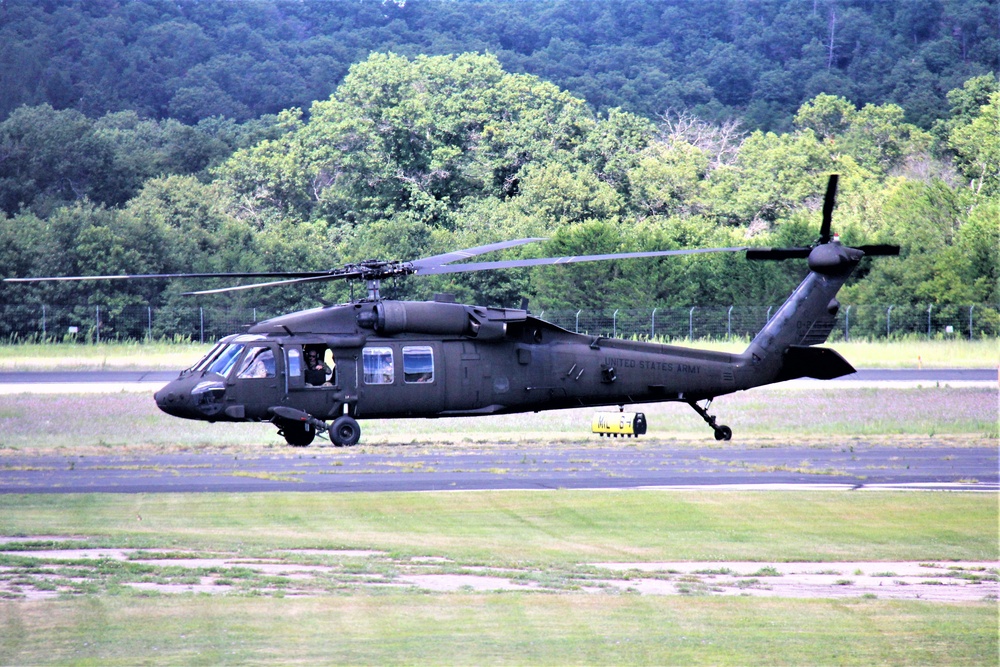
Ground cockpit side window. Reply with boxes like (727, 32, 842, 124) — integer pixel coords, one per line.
(237, 347, 275, 379)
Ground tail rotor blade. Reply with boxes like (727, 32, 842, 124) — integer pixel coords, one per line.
(819, 174, 838, 244)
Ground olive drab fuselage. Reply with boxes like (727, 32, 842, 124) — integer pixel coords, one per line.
(154, 297, 758, 425)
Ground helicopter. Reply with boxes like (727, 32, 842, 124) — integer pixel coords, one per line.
(5, 175, 898, 447)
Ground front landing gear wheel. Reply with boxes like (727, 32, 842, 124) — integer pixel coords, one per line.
(714, 425, 733, 441)
(331, 415, 361, 447)
(280, 421, 316, 447)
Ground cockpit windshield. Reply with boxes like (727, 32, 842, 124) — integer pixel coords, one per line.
(189, 342, 226, 374)
(205, 343, 245, 377)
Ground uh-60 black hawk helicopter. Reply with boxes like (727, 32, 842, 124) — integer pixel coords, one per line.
(7, 175, 897, 447)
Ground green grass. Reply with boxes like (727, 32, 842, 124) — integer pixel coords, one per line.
(0, 338, 996, 370)
(1, 491, 995, 562)
(0, 491, 996, 665)
(0, 340, 210, 371)
(0, 385, 994, 453)
(2, 595, 995, 666)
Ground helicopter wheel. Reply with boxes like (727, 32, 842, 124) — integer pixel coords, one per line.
(714, 425, 733, 441)
(280, 421, 316, 447)
(331, 415, 361, 447)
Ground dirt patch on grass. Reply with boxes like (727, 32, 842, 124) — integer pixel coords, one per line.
(590, 561, 999, 602)
(1, 538, 995, 603)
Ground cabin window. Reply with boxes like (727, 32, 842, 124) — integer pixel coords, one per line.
(362, 347, 394, 384)
(402, 346, 434, 383)
(237, 347, 275, 379)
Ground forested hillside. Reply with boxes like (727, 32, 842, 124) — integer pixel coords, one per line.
(0, 1, 997, 339)
(1, 0, 996, 129)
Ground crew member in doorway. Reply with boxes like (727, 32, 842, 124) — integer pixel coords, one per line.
(304, 346, 332, 386)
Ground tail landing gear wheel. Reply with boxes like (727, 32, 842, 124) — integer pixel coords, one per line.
(331, 415, 361, 447)
(687, 399, 733, 441)
(280, 421, 316, 447)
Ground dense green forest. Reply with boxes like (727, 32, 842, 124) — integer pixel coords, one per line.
(0, 1, 997, 338)
(1, 0, 996, 129)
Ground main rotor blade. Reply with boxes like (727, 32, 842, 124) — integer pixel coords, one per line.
(414, 247, 747, 276)
(412, 238, 547, 270)
(819, 174, 838, 244)
(4, 271, 331, 283)
(745, 247, 812, 261)
(181, 272, 354, 296)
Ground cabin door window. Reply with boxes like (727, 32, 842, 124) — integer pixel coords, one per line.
(362, 347, 394, 385)
(402, 346, 434, 383)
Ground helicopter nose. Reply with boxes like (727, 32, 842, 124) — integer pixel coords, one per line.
(154, 381, 195, 418)
(155, 377, 229, 420)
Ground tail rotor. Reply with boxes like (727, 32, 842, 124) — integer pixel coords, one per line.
(746, 174, 899, 262)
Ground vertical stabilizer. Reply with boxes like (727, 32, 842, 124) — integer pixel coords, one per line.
(743, 239, 863, 384)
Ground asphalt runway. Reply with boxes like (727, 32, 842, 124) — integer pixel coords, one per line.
(1, 369, 996, 494)
(1, 444, 997, 495)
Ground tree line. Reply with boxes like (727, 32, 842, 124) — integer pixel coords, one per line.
(1, 0, 996, 131)
(0, 51, 995, 338)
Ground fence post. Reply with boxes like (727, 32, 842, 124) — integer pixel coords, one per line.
(199, 307, 204, 344)
(612, 309, 619, 338)
(927, 305, 933, 338)
(651, 308, 657, 339)
(96, 306, 100, 343)
(575, 309, 581, 333)
(969, 305, 974, 340)
(147, 307, 152, 341)
(887, 305, 894, 338)
(42, 305, 47, 339)
(688, 307, 696, 340)
(766, 306, 772, 322)
(844, 305, 851, 341)
(727, 305, 733, 339)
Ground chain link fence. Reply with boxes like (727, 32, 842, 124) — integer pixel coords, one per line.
(0, 302, 996, 343)
(541, 304, 998, 341)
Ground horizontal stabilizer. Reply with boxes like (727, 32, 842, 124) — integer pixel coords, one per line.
(775, 345, 856, 382)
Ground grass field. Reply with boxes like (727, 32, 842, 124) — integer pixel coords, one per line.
(0, 491, 997, 665)
(0, 337, 997, 370)
(0, 385, 995, 453)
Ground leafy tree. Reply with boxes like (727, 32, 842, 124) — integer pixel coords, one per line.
(948, 90, 1000, 195)
(707, 128, 833, 227)
(0, 105, 114, 215)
